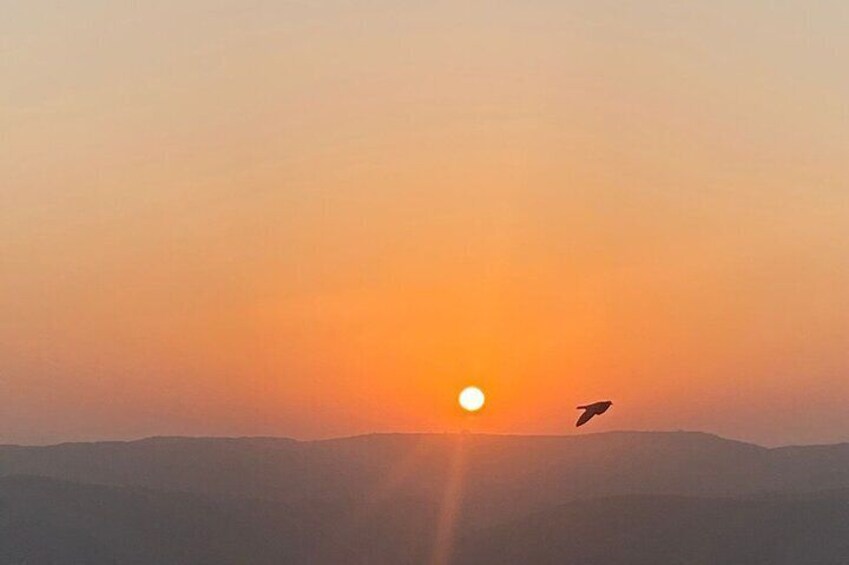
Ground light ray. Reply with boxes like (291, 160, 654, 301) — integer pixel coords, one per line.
(429, 434, 469, 565)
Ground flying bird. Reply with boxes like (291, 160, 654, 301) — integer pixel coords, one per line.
(575, 401, 613, 427)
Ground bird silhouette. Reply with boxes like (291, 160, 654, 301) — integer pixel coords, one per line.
(575, 401, 613, 427)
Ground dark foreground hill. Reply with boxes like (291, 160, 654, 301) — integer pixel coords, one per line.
(0, 475, 306, 564)
(2, 431, 849, 563)
(457, 492, 849, 565)
(0, 476, 442, 565)
(3, 477, 849, 564)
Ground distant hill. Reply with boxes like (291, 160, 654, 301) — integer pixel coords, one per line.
(2, 432, 849, 563)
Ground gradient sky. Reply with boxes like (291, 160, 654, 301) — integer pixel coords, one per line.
(3, 1, 848, 445)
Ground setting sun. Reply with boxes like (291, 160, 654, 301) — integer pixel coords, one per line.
(459, 386, 485, 413)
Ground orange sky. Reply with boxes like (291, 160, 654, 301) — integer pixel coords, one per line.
(2, 1, 848, 445)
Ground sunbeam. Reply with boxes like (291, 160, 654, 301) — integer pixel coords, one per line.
(429, 435, 469, 565)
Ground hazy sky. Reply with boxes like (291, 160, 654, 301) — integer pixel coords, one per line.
(3, 1, 848, 445)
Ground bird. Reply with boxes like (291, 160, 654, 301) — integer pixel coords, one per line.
(575, 400, 613, 427)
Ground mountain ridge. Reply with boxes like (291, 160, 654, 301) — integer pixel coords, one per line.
(2, 430, 848, 517)
(3, 432, 849, 563)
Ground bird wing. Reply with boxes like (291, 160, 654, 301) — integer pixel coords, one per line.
(575, 409, 595, 427)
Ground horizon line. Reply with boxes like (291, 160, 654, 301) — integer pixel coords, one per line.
(2, 429, 847, 450)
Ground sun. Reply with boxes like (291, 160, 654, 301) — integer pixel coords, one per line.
(458, 386, 485, 412)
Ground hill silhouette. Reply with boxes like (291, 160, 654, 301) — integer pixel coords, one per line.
(2, 432, 849, 563)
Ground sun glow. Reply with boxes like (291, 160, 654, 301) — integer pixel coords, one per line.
(458, 386, 485, 412)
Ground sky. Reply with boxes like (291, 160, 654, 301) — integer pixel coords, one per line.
(2, 1, 848, 446)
